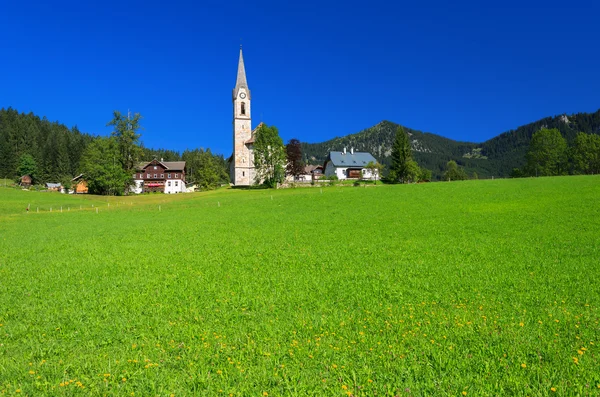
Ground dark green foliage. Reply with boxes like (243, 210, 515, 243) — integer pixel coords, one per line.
(571, 132, 600, 174)
(443, 160, 468, 181)
(182, 148, 229, 190)
(419, 167, 432, 182)
(107, 110, 142, 174)
(526, 128, 568, 176)
(16, 154, 38, 182)
(0, 108, 229, 192)
(510, 168, 525, 178)
(301, 110, 600, 180)
(0, 108, 94, 182)
(285, 138, 304, 179)
(80, 137, 131, 195)
(254, 124, 286, 188)
(390, 126, 413, 183)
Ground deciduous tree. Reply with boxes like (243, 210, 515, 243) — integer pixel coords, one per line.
(107, 110, 143, 174)
(254, 124, 286, 188)
(80, 137, 131, 195)
(443, 160, 467, 181)
(571, 132, 600, 174)
(285, 138, 304, 180)
(526, 128, 567, 176)
(365, 161, 384, 181)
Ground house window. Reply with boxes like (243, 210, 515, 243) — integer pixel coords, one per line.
(168, 173, 171, 178)
(154, 174, 157, 178)
(175, 173, 178, 178)
(241, 102, 246, 115)
(147, 173, 151, 178)
(175, 181, 178, 186)
(153, 166, 157, 170)
(161, 174, 164, 178)
(242, 171, 245, 177)
(168, 181, 171, 187)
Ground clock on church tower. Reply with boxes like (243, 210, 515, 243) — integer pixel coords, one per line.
(231, 47, 254, 186)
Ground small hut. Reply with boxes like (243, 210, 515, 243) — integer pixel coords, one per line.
(45, 183, 62, 192)
(20, 175, 32, 188)
(71, 174, 88, 194)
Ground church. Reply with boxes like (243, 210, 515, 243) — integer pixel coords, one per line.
(229, 47, 260, 186)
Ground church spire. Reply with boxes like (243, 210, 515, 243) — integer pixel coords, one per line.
(233, 46, 250, 99)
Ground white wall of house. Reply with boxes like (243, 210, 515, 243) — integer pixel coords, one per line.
(164, 179, 186, 194)
(325, 163, 350, 179)
(361, 168, 379, 180)
(132, 180, 143, 194)
(324, 163, 378, 180)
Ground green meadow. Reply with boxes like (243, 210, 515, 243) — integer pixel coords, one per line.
(0, 177, 599, 396)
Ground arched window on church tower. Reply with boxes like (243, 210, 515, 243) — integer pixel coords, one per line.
(241, 102, 246, 115)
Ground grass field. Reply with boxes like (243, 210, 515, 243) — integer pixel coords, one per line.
(0, 177, 599, 396)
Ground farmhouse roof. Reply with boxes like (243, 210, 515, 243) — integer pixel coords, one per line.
(304, 165, 323, 173)
(46, 183, 62, 188)
(326, 151, 377, 167)
(138, 160, 186, 171)
(72, 173, 85, 182)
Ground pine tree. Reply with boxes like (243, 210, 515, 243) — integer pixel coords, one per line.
(390, 126, 412, 183)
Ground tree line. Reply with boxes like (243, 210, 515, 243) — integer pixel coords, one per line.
(1, 108, 229, 194)
(515, 128, 600, 177)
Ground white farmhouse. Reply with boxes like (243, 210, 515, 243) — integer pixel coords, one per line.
(324, 148, 379, 180)
(132, 159, 187, 194)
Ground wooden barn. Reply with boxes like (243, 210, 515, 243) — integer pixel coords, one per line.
(72, 174, 89, 194)
(20, 175, 32, 188)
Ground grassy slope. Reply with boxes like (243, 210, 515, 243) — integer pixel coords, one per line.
(0, 178, 599, 396)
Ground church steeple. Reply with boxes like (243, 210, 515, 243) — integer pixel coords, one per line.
(233, 46, 250, 99)
(231, 47, 253, 186)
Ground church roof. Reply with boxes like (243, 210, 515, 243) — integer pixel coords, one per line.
(245, 122, 264, 144)
(233, 47, 251, 100)
(326, 151, 377, 168)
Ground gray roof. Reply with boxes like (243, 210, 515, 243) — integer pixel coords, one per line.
(326, 151, 377, 167)
(162, 161, 186, 171)
(138, 160, 186, 171)
(46, 183, 62, 188)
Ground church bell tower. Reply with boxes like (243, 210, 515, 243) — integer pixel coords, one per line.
(231, 47, 253, 186)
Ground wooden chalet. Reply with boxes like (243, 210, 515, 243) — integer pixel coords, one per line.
(134, 159, 186, 194)
(71, 174, 88, 194)
(20, 175, 32, 187)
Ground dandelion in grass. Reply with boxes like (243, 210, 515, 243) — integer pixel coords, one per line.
(551, 387, 556, 392)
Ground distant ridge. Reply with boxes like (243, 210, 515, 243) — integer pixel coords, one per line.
(301, 109, 600, 179)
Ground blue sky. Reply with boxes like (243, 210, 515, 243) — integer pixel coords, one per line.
(2, 0, 599, 156)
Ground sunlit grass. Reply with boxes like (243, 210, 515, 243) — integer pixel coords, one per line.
(0, 177, 599, 396)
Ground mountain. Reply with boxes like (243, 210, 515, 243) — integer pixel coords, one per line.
(301, 110, 600, 179)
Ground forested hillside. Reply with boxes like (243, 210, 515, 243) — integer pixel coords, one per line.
(0, 107, 94, 182)
(0, 108, 228, 186)
(302, 110, 600, 179)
